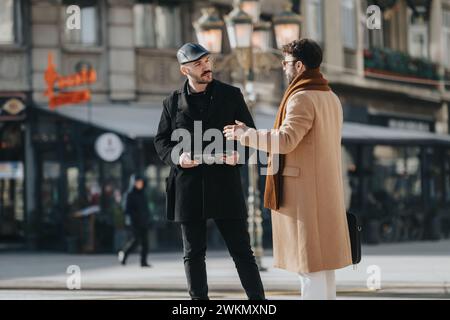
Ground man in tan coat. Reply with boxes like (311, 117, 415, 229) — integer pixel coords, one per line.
(224, 39, 352, 300)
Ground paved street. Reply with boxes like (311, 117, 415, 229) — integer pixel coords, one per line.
(0, 289, 446, 300)
(0, 240, 449, 300)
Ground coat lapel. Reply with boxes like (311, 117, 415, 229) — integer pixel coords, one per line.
(178, 79, 219, 122)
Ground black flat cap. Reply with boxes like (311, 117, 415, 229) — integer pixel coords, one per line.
(177, 43, 210, 65)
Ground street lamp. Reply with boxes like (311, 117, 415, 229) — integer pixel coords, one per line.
(240, 0, 261, 23)
(225, 2, 253, 91)
(273, 3, 302, 50)
(252, 21, 272, 52)
(225, 2, 253, 49)
(194, 0, 301, 271)
(194, 7, 224, 53)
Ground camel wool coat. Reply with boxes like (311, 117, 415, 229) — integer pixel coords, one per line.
(240, 90, 353, 274)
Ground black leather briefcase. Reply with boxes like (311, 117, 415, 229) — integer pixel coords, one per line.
(347, 211, 362, 264)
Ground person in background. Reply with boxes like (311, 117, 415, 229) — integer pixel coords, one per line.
(118, 174, 151, 268)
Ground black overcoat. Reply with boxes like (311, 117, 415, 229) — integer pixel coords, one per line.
(154, 79, 256, 222)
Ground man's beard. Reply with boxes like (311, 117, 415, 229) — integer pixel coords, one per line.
(191, 71, 213, 84)
(286, 71, 298, 85)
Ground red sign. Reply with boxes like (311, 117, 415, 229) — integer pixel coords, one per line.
(49, 90, 91, 109)
(44, 53, 97, 109)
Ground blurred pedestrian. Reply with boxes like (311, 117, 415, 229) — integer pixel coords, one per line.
(118, 174, 151, 267)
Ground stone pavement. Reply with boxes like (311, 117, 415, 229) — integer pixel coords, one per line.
(0, 240, 449, 299)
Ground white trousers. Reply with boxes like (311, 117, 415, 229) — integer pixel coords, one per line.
(298, 270, 336, 300)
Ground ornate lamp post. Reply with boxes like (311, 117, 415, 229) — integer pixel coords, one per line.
(225, 2, 254, 98)
(252, 21, 272, 52)
(240, 0, 261, 22)
(194, 8, 224, 53)
(194, 0, 301, 271)
(273, 3, 302, 50)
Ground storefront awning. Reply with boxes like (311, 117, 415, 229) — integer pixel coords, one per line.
(341, 122, 450, 145)
(36, 104, 450, 146)
(35, 103, 163, 139)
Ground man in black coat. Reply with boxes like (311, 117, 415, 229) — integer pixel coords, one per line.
(118, 174, 151, 267)
(154, 43, 265, 300)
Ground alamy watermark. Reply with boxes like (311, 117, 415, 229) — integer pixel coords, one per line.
(65, 4, 381, 34)
(366, 264, 382, 290)
(66, 265, 81, 290)
(170, 122, 280, 175)
(367, 5, 382, 30)
(66, 5, 81, 30)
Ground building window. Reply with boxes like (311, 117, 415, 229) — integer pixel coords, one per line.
(442, 10, 450, 68)
(342, 0, 356, 50)
(364, 3, 399, 50)
(306, 0, 323, 43)
(133, 2, 182, 49)
(408, 8, 429, 59)
(0, 0, 23, 45)
(364, 23, 384, 50)
(364, 5, 384, 50)
(62, 0, 101, 47)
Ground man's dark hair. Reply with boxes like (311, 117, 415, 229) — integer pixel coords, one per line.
(282, 39, 323, 69)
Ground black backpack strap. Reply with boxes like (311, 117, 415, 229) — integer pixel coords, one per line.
(169, 92, 178, 131)
(165, 92, 179, 221)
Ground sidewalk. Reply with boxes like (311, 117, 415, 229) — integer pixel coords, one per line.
(0, 240, 449, 299)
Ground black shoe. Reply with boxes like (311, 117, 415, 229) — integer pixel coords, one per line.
(118, 251, 126, 265)
(141, 262, 152, 268)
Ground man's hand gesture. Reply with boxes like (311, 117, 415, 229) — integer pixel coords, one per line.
(179, 152, 200, 169)
(223, 120, 249, 141)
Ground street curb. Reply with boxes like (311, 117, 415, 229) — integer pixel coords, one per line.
(0, 284, 449, 294)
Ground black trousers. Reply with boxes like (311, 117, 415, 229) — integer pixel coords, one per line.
(121, 226, 148, 265)
(181, 219, 265, 300)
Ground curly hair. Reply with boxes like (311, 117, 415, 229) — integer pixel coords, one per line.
(282, 38, 323, 69)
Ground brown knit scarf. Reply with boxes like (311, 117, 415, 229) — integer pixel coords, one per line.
(264, 67, 331, 210)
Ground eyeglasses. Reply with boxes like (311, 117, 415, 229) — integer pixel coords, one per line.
(281, 59, 298, 67)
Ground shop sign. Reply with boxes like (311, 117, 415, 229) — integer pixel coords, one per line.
(0, 96, 26, 121)
(95, 133, 123, 162)
(44, 53, 97, 109)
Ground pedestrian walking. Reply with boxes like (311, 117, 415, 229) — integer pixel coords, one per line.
(118, 174, 151, 268)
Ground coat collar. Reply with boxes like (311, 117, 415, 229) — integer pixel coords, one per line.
(177, 79, 218, 121)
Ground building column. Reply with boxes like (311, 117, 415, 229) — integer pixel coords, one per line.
(107, 0, 136, 101)
(429, 0, 446, 91)
(24, 115, 37, 249)
(396, 0, 408, 53)
(323, 0, 344, 73)
(429, 0, 443, 64)
(28, 0, 61, 248)
(435, 102, 449, 134)
(30, 0, 61, 104)
(429, 0, 447, 134)
(355, 0, 365, 77)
